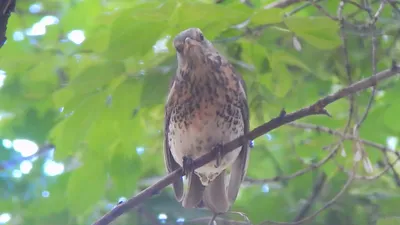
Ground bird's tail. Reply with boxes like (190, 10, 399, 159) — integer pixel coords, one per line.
(202, 170, 230, 213)
(182, 171, 205, 208)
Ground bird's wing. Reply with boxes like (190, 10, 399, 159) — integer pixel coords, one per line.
(164, 76, 184, 202)
(227, 70, 250, 205)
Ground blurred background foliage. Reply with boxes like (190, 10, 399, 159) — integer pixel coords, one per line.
(0, 0, 400, 224)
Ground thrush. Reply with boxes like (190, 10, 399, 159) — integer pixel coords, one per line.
(164, 28, 249, 214)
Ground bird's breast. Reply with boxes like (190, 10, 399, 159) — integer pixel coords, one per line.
(168, 98, 245, 185)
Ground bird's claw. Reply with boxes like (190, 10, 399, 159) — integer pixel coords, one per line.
(213, 143, 224, 168)
(117, 200, 125, 205)
(182, 156, 194, 176)
(249, 140, 254, 148)
(196, 200, 205, 208)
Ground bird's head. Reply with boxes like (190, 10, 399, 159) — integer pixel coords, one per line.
(173, 28, 215, 65)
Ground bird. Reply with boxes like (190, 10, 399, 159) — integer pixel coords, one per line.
(163, 27, 249, 214)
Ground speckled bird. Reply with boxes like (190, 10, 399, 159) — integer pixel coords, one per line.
(164, 28, 249, 214)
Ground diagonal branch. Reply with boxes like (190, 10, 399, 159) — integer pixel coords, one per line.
(293, 172, 327, 222)
(258, 160, 358, 225)
(246, 144, 338, 184)
(289, 122, 400, 181)
(0, 0, 16, 48)
(93, 64, 400, 225)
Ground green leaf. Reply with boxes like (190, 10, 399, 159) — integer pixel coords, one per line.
(260, 53, 293, 98)
(106, 75, 127, 94)
(85, 108, 120, 157)
(140, 73, 172, 108)
(108, 144, 142, 198)
(106, 1, 176, 60)
(107, 21, 166, 60)
(85, 78, 141, 157)
(52, 88, 75, 109)
(68, 62, 125, 96)
(384, 104, 400, 132)
(25, 174, 69, 217)
(284, 16, 341, 49)
(109, 80, 142, 119)
(247, 145, 276, 179)
(376, 195, 400, 216)
(116, 114, 146, 154)
(235, 187, 290, 223)
(104, 80, 145, 152)
(80, 28, 111, 53)
(60, 0, 102, 31)
(250, 8, 284, 25)
(50, 92, 107, 160)
(169, 2, 252, 40)
(239, 39, 269, 72)
(270, 51, 311, 72)
(377, 217, 400, 225)
(11, 109, 56, 144)
(263, 51, 302, 97)
(66, 156, 107, 214)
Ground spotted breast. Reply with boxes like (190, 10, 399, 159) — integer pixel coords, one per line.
(168, 69, 245, 185)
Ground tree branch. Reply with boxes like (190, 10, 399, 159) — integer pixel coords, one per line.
(293, 173, 327, 222)
(93, 64, 400, 225)
(246, 146, 337, 184)
(258, 162, 357, 225)
(288, 122, 400, 181)
(0, 0, 16, 48)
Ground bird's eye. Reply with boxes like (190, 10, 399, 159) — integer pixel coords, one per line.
(199, 33, 204, 41)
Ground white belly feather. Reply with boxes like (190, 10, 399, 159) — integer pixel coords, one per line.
(168, 111, 244, 186)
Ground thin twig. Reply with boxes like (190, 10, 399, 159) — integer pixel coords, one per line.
(288, 122, 400, 157)
(293, 173, 327, 222)
(285, 0, 323, 17)
(258, 167, 356, 225)
(310, 0, 339, 20)
(347, 0, 379, 19)
(345, 0, 372, 16)
(264, 0, 304, 9)
(351, 1, 387, 174)
(290, 135, 312, 166)
(290, 121, 400, 179)
(385, 153, 400, 186)
(334, 154, 400, 180)
(338, 0, 356, 134)
(385, 29, 400, 56)
(371, 1, 386, 25)
(388, 0, 400, 14)
(246, 147, 338, 184)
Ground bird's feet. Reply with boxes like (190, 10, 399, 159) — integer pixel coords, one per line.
(212, 143, 224, 168)
(182, 156, 195, 176)
(249, 140, 254, 148)
(196, 200, 205, 208)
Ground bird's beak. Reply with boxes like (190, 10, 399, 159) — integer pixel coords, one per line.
(185, 37, 201, 48)
(173, 37, 201, 53)
(174, 39, 184, 53)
